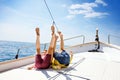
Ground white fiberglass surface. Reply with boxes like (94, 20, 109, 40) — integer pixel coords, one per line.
(102, 47, 120, 62)
(0, 46, 120, 80)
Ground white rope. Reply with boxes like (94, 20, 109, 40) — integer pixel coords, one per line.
(43, 0, 59, 31)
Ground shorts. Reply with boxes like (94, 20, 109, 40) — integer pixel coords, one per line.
(53, 50, 70, 66)
(35, 54, 51, 69)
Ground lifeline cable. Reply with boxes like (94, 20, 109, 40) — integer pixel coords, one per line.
(48, 58, 90, 80)
(43, 0, 59, 31)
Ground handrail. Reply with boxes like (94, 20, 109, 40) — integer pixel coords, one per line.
(108, 34, 120, 44)
(15, 35, 85, 59)
(60, 35, 85, 44)
(43, 35, 85, 50)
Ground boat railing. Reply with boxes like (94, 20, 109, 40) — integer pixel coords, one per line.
(43, 35, 85, 50)
(108, 34, 120, 44)
(15, 35, 85, 59)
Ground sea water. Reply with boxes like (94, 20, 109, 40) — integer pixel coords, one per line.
(0, 41, 46, 62)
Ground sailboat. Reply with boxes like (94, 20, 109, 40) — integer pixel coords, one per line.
(0, 0, 120, 80)
(0, 28, 120, 80)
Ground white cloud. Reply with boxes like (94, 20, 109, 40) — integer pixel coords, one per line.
(69, 8, 93, 15)
(67, 0, 108, 19)
(95, 0, 107, 6)
(84, 11, 109, 18)
(70, 3, 97, 10)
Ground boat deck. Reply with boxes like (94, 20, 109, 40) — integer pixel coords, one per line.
(0, 47, 120, 80)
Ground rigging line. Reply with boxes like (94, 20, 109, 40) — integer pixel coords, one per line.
(43, 0, 59, 31)
(48, 58, 87, 80)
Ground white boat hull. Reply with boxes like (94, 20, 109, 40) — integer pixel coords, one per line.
(0, 42, 120, 80)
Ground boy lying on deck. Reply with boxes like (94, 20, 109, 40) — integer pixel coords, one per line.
(51, 26, 73, 69)
(28, 27, 58, 70)
(28, 26, 73, 70)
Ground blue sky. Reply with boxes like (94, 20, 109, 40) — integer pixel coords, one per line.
(0, 0, 120, 45)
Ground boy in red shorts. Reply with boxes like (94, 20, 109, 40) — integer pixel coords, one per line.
(28, 26, 58, 70)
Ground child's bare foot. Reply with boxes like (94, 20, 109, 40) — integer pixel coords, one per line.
(58, 31, 63, 38)
(27, 66, 33, 70)
(57, 31, 61, 35)
(36, 27, 40, 36)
